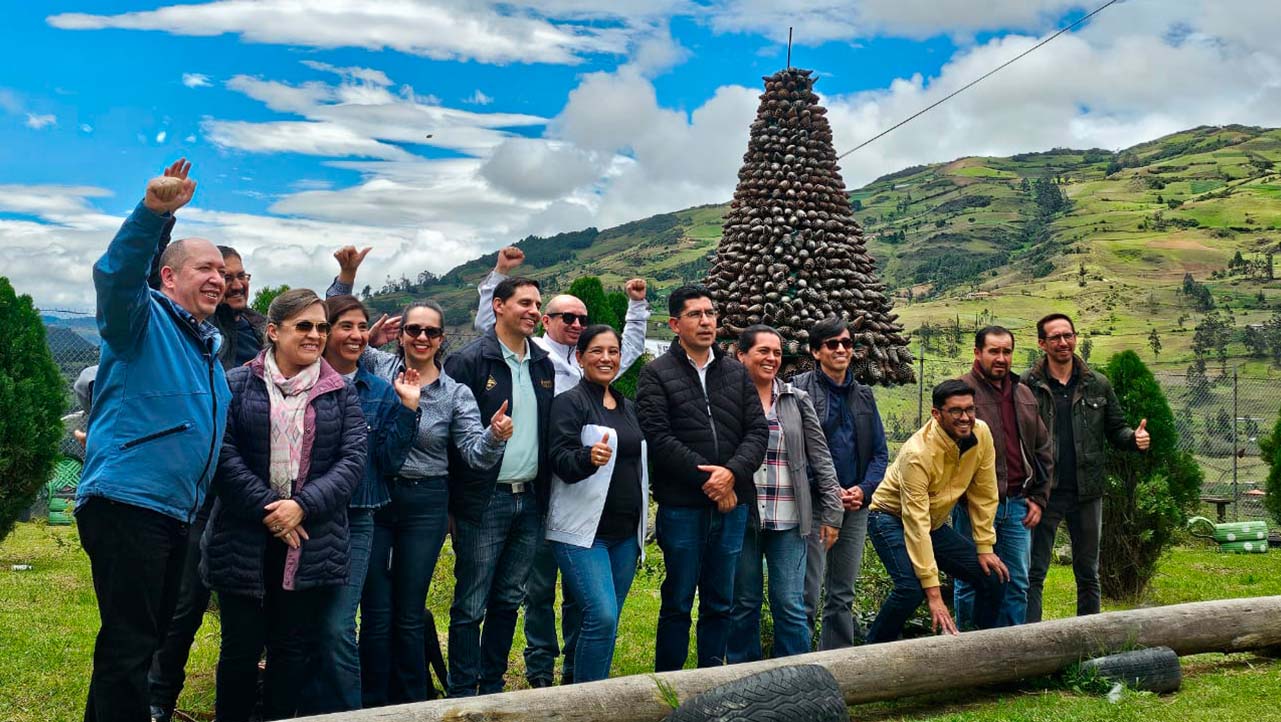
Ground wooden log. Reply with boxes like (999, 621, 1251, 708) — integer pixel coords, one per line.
(299, 596, 1281, 722)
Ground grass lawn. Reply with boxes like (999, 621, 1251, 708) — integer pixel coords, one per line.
(2, 521, 1279, 721)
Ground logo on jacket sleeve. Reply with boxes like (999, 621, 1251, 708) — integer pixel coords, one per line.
(540, 379, 554, 389)
(485, 375, 497, 392)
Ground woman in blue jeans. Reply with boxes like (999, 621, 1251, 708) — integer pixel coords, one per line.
(545, 325, 649, 682)
(727, 325, 843, 662)
(347, 296, 512, 706)
(297, 294, 420, 714)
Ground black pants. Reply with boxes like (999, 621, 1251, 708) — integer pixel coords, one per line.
(215, 544, 335, 722)
(148, 499, 214, 712)
(78, 497, 190, 722)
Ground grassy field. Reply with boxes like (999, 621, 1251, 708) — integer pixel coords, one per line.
(2, 520, 1279, 721)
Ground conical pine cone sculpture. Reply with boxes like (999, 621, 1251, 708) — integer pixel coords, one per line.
(705, 67, 914, 385)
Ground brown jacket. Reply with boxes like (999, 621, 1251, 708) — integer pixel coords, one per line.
(959, 368, 1054, 508)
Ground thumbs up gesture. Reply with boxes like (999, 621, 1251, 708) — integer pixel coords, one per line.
(1134, 418, 1150, 451)
(589, 432, 613, 467)
(490, 400, 513, 441)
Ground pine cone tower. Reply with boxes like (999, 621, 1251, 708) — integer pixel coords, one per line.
(705, 67, 914, 384)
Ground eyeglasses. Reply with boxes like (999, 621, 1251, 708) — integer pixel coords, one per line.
(551, 312, 590, 327)
(403, 324, 444, 339)
(822, 338, 855, 351)
(289, 321, 331, 335)
(681, 309, 718, 321)
(222, 272, 251, 283)
(942, 406, 977, 419)
(1043, 332, 1076, 344)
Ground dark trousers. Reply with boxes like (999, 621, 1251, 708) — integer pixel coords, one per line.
(78, 497, 189, 722)
(215, 548, 335, 722)
(1027, 494, 1103, 622)
(148, 500, 213, 714)
(865, 510, 1006, 643)
(522, 535, 581, 685)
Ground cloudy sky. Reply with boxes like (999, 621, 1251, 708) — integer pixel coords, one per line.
(3, 1, 1280, 310)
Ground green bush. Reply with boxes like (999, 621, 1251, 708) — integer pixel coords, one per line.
(565, 276, 648, 399)
(1099, 350, 1203, 600)
(1258, 408, 1281, 527)
(251, 284, 290, 316)
(0, 277, 67, 543)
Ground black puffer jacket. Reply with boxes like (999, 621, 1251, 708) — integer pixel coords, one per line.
(636, 342, 768, 508)
(201, 353, 366, 596)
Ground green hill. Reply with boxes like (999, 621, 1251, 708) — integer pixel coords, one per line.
(366, 124, 1281, 370)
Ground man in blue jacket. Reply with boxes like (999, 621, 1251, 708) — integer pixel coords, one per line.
(76, 160, 232, 722)
(794, 316, 889, 650)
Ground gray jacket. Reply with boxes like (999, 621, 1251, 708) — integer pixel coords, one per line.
(768, 382, 844, 536)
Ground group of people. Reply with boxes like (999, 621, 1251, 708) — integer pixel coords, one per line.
(75, 162, 1151, 722)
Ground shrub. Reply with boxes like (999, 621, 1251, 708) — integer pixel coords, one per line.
(251, 284, 290, 316)
(1258, 408, 1281, 527)
(0, 277, 67, 543)
(1098, 350, 1203, 600)
(566, 276, 648, 399)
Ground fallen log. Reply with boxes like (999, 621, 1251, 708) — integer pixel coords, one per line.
(300, 596, 1281, 722)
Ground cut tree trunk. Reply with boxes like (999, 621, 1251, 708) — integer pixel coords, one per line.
(297, 596, 1281, 722)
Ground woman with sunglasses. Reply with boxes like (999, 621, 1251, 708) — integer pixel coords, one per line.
(545, 325, 648, 682)
(726, 325, 843, 662)
(202, 289, 367, 721)
(298, 294, 422, 714)
(324, 269, 513, 704)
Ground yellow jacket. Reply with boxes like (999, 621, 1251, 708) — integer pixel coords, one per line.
(869, 417, 999, 589)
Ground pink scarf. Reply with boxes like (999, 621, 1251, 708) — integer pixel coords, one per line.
(264, 350, 320, 499)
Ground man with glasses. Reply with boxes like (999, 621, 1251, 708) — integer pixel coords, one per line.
(474, 245, 650, 687)
(864, 380, 1009, 643)
(210, 246, 266, 369)
(1023, 314, 1150, 622)
(637, 285, 768, 670)
(953, 326, 1054, 630)
(792, 317, 888, 650)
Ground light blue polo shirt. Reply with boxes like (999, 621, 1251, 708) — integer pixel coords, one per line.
(496, 337, 539, 483)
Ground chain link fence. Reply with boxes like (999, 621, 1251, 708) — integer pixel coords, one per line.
(40, 320, 1278, 528)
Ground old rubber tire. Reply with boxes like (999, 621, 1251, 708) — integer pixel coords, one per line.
(1080, 646, 1182, 693)
(665, 664, 849, 722)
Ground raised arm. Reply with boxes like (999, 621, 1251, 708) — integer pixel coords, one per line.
(94, 160, 196, 352)
(616, 278, 651, 378)
(475, 246, 524, 333)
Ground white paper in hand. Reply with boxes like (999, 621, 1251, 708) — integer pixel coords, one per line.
(545, 424, 617, 547)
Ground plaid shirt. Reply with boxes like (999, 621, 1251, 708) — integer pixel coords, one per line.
(754, 383, 799, 530)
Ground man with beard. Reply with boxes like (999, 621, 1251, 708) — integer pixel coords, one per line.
(211, 246, 266, 369)
(952, 326, 1053, 629)
(864, 380, 1009, 643)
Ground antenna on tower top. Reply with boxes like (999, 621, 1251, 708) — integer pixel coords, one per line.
(787, 27, 793, 69)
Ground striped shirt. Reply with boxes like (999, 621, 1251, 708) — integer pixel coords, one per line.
(754, 384, 799, 530)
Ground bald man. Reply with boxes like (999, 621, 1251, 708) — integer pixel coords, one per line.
(474, 246, 650, 687)
(76, 160, 232, 722)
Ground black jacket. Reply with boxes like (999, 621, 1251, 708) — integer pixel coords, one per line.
(212, 305, 267, 370)
(201, 356, 366, 597)
(636, 342, 769, 508)
(443, 329, 556, 523)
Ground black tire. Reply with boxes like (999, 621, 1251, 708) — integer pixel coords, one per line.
(666, 664, 850, 722)
(1080, 646, 1182, 693)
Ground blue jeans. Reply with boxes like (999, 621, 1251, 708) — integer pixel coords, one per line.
(552, 535, 639, 683)
(952, 496, 1031, 628)
(654, 504, 748, 671)
(729, 524, 809, 662)
(523, 536, 580, 685)
(299, 508, 375, 714)
(360, 478, 450, 706)
(447, 485, 540, 697)
(865, 511, 1006, 644)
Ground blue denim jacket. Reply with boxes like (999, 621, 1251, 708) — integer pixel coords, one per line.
(348, 366, 418, 508)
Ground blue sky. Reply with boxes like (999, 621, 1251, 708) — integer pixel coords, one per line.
(3, 1, 1279, 309)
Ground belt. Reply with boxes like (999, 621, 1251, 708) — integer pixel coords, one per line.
(497, 481, 530, 494)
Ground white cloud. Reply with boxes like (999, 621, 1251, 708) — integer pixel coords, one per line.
(480, 139, 603, 199)
(25, 113, 57, 129)
(181, 72, 211, 87)
(155, 130, 167, 143)
(184, 134, 196, 143)
(0, 88, 22, 114)
(47, 0, 648, 65)
(465, 89, 494, 106)
(80, 123, 94, 133)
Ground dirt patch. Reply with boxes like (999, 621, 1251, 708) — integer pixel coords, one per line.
(1149, 238, 1214, 251)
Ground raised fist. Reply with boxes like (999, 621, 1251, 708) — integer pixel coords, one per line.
(495, 246, 525, 275)
(625, 278, 647, 301)
(144, 159, 196, 214)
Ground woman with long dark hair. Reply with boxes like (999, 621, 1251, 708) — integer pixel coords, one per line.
(202, 288, 366, 720)
(545, 324, 648, 682)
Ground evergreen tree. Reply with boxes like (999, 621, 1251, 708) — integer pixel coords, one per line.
(252, 284, 291, 316)
(1099, 350, 1203, 600)
(1147, 328, 1162, 360)
(1259, 407, 1281, 527)
(0, 278, 67, 542)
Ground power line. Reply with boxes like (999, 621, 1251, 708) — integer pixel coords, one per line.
(836, 0, 1122, 161)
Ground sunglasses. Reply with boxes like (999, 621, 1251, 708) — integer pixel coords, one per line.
(822, 338, 855, 351)
(551, 312, 590, 327)
(403, 324, 444, 339)
(289, 321, 331, 335)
